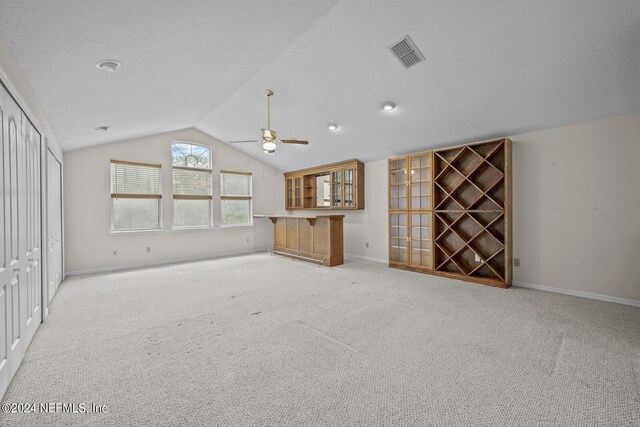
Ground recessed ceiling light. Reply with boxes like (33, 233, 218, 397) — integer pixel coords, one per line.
(95, 125, 110, 132)
(382, 101, 396, 111)
(95, 60, 121, 72)
(327, 123, 338, 131)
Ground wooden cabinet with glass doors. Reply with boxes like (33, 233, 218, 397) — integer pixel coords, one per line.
(284, 159, 364, 210)
(285, 174, 303, 209)
(388, 153, 433, 270)
(388, 138, 512, 288)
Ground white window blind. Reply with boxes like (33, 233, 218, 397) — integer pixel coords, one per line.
(220, 171, 252, 226)
(221, 171, 251, 197)
(173, 167, 213, 199)
(110, 160, 162, 231)
(110, 160, 162, 198)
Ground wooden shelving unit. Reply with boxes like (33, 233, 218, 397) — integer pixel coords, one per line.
(284, 159, 364, 210)
(388, 138, 511, 288)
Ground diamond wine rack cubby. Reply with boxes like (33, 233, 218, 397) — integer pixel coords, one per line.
(388, 138, 511, 288)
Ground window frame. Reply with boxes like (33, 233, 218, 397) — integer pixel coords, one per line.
(171, 142, 213, 229)
(220, 170, 253, 227)
(110, 159, 163, 232)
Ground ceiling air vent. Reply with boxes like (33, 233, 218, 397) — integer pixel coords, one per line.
(389, 35, 425, 69)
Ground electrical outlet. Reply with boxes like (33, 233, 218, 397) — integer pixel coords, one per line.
(146, 246, 151, 253)
(365, 242, 369, 248)
(513, 258, 520, 267)
(112, 250, 117, 256)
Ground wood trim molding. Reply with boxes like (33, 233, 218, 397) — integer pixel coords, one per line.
(221, 196, 252, 200)
(173, 195, 213, 200)
(285, 158, 360, 175)
(220, 170, 252, 175)
(111, 159, 161, 168)
(111, 194, 162, 199)
(172, 166, 212, 172)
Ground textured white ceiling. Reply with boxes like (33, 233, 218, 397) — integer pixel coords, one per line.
(1, 0, 639, 171)
(197, 0, 640, 170)
(0, 0, 339, 150)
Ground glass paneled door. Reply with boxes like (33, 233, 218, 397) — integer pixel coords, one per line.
(410, 153, 431, 210)
(294, 176, 302, 208)
(410, 213, 432, 268)
(389, 213, 408, 264)
(389, 158, 407, 210)
(286, 177, 293, 209)
(343, 168, 354, 207)
(389, 153, 434, 270)
(330, 169, 342, 207)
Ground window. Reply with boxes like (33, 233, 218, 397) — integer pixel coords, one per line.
(110, 160, 162, 231)
(172, 142, 212, 228)
(220, 171, 252, 226)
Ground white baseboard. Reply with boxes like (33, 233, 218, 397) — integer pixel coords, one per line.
(513, 280, 640, 308)
(344, 253, 387, 264)
(66, 248, 270, 277)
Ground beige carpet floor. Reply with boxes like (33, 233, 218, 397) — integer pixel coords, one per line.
(1, 253, 639, 426)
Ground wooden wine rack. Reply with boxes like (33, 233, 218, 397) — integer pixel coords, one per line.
(388, 138, 511, 288)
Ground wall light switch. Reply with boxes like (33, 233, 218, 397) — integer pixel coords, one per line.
(513, 258, 520, 267)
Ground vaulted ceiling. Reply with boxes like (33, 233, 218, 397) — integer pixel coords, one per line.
(1, 0, 639, 171)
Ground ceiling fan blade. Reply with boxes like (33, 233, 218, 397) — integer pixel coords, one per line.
(280, 139, 309, 145)
(228, 140, 260, 143)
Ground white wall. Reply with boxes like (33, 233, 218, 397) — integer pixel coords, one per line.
(511, 112, 640, 302)
(292, 159, 389, 263)
(0, 33, 62, 158)
(318, 113, 640, 303)
(63, 128, 285, 274)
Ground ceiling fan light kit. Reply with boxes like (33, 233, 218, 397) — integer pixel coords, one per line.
(229, 89, 310, 153)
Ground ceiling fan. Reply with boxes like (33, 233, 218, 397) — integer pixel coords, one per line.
(229, 89, 309, 153)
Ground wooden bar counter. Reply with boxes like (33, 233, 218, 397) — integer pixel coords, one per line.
(255, 215, 345, 266)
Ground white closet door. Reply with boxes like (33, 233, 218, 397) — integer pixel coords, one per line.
(0, 83, 42, 397)
(47, 150, 62, 303)
(23, 115, 41, 342)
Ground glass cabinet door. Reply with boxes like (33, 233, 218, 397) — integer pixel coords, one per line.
(410, 213, 432, 268)
(343, 168, 354, 207)
(294, 176, 302, 208)
(286, 178, 293, 208)
(410, 154, 431, 210)
(389, 213, 408, 264)
(331, 170, 342, 207)
(389, 158, 407, 210)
